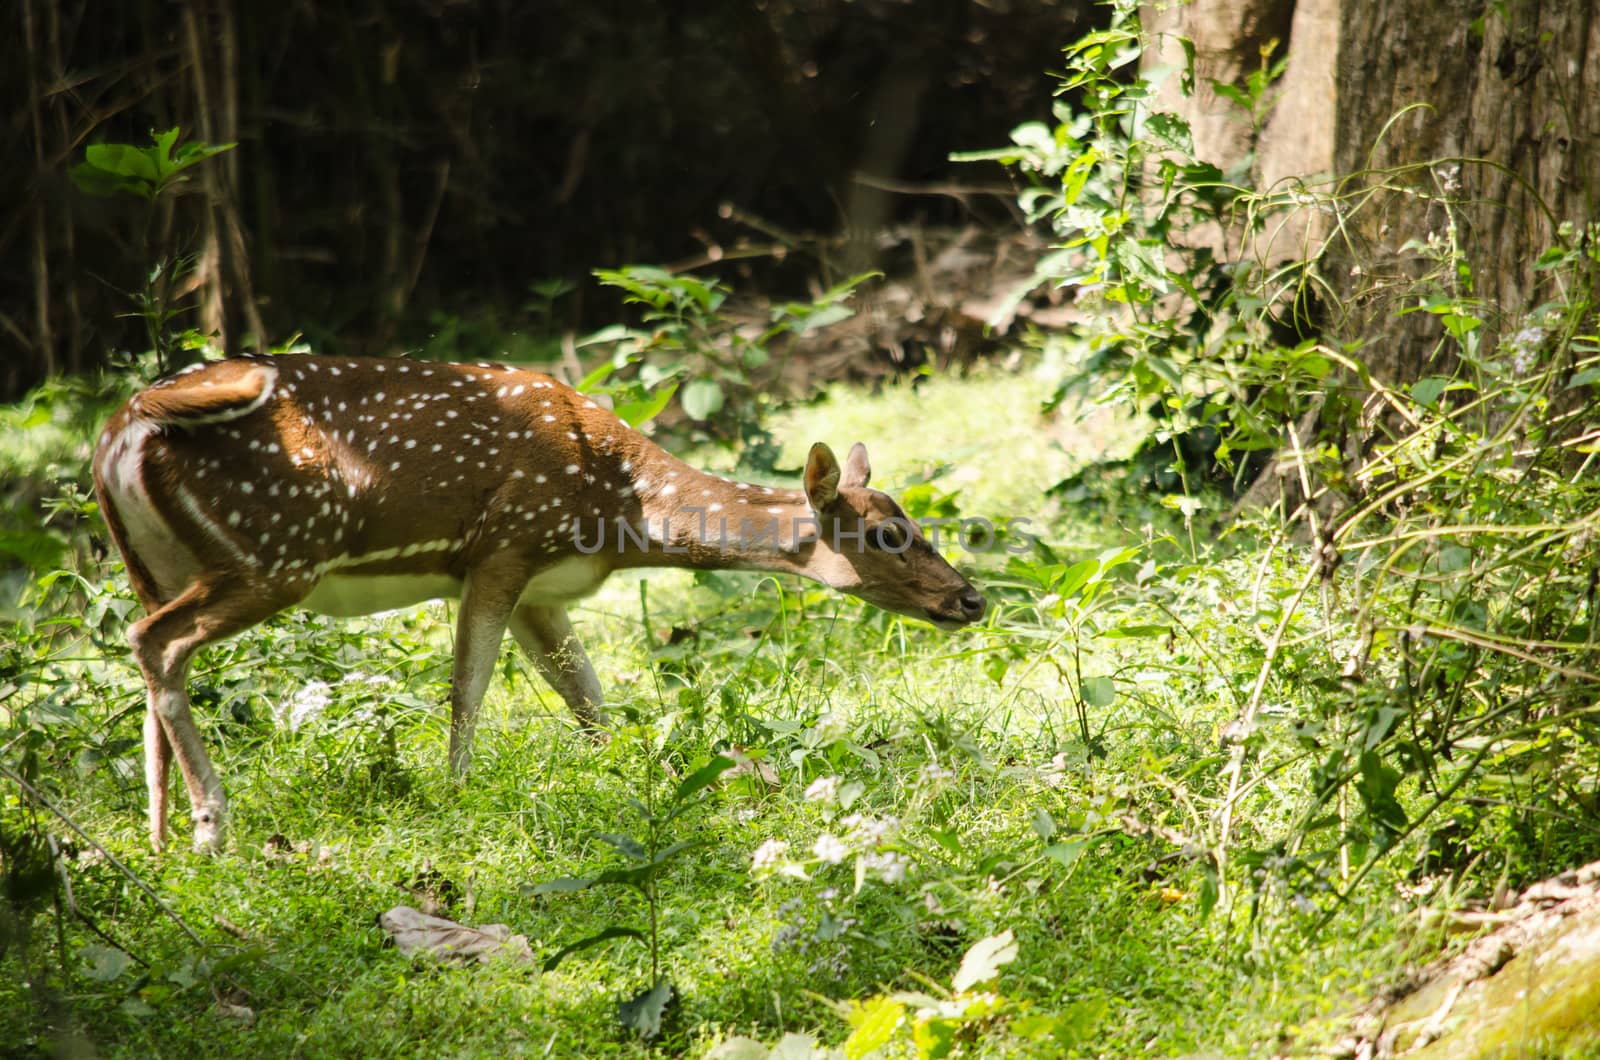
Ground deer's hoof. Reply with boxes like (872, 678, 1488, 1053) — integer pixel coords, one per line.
(191, 807, 226, 854)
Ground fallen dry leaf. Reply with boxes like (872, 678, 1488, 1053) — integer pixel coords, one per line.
(720, 746, 781, 792)
(378, 905, 532, 964)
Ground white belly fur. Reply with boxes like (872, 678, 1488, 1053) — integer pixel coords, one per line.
(298, 556, 609, 619)
(301, 573, 464, 617)
(517, 556, 610, 605)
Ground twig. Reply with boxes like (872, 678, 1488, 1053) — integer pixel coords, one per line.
(0, 762, 207, 949)
(47, 835, 151, 967)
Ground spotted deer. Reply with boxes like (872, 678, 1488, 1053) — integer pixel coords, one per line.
(93, 355, 987, 851)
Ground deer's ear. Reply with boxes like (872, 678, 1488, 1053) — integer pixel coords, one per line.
(842, 442, 871, 489)
(804, 442, 842, 510)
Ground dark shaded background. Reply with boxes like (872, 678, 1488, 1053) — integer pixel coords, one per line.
(3, 0, 1092, 399)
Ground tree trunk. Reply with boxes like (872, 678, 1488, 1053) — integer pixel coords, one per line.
(1146, 0, 1599, 388)
(1332, 0, 1599, 384)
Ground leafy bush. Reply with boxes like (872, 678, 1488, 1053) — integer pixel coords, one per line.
(969, 0, 1600, 911)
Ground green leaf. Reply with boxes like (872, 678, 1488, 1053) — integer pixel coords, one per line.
(681, 379, 725, 420)
(613, 382, 678, 427)
(169, 139, 235, 171)
(1029, 808, 1057, 840)
(1357, 750, 1408, 840)
(69, 161, 152, 199)
(673, 754, 736, 805)
(844, 996, 906, 1059)
(913, 1017, 961, 1059)
(1144, 112, 1193, 154)
(1044, 841, 1087, 870)
(1051, 559, 1098, 599)
(576, 359, 620, 391)
(81, 944, 135, 982)
(152, 128, 181, 173)
(1081, 676, 1116, 707)
(1198, 864, 1219, 918)
(1410, 376, 1451, 408)
(595, 833, 648, 859)
(1103, 623, 1168, 639)
(575, 323, 636, 348)
(950, 929, 1017, 993)
(618, 979, 674, 1038)
(542, 926, 646, 972)
(85, 143, 159, 183)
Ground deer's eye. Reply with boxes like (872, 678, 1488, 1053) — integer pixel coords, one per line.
(874, 521, 909, 553)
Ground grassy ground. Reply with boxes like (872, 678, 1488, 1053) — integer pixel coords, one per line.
(0, 362, 1531, 1057)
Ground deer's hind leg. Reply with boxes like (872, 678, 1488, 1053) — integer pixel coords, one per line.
(509, 603, 606, 732)
(130, 575, 291, 852)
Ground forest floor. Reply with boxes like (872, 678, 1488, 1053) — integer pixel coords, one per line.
(2, 358, 1598, 1057)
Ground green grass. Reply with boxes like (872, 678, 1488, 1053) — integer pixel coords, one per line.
(1, 363, 1590, 1057)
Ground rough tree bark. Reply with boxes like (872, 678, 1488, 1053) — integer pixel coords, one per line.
(1332, 0, 1599, 384)
(1143, 0, 1599, 386)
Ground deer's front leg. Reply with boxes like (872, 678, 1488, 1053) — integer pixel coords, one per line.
(510, 603, 607, 732)
(448, 564, 533, 777)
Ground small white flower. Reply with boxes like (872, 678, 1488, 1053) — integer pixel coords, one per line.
(813, 833, 850, 864)
(751, 839, 790, 874)
(920, 764, 954, 785)
(841, 815, 898, 847)
(804, 775, 841, 803)
(280, 681, 332, 732)
(862, 851, 909, 884)
(813, 709, 850, 745)
(1509, 325, 1546, 377)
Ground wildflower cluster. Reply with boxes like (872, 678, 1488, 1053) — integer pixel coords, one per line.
(750, 773, 908, 889)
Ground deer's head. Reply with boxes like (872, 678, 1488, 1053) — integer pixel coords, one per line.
(801, 442, 987, 629)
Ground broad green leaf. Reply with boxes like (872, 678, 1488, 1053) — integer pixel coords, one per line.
(69, 161, 152, 199)
(1081, 676, 1116, 707)
(152, 127, 181, 173)
(1029, 807, 1057, 840)
(575, 323, 636, 348)
(950, 929, 1017, 993)
(844, 996, 905, 1059)
(81, 944, 134, 982)
(1044, 840, 1087, 870)
(1103, 623, 1168, 639)
(672, 754, 736, 805)
(1410, 376, 1451, 408)
(85, 143, 159, 183)
(613, 382, 678, 427)
(912, 1018, 959, 1059)
(1144, 112, 1193, 154)
(169, 139, 235, 170)
(528, 876, 596, 895)
(1051, 559, 1098, 599)
(1198, 863, 1219, 918)
(540, 926, 645, 972)
(681, 379, 725, 420)
(595, 832, 648, 859)
(618, 979, 673, 1038)
(577, 359, 620, 391)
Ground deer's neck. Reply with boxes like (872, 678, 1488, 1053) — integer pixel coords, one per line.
(610, 444, 819, 579)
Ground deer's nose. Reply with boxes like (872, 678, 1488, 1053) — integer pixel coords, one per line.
(958, 588, 987, 621)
